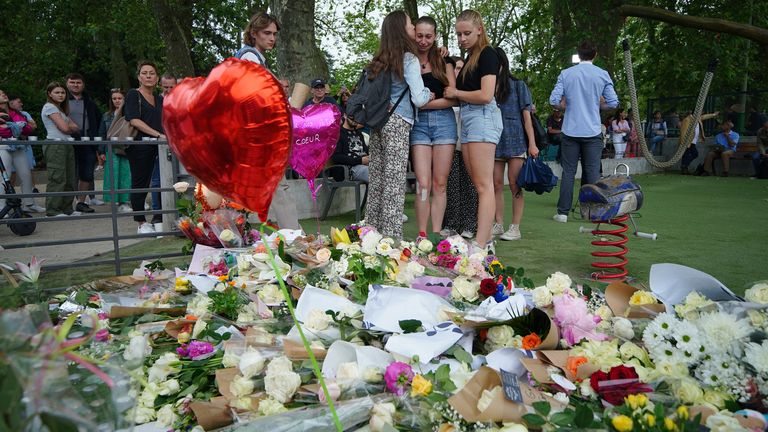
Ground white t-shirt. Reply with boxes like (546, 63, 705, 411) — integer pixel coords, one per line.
(693, 124, 701, 145)
(241, 51, 265, 65)
(41, 103, 72, 140)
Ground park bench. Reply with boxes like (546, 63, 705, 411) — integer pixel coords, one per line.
(711, 136, 760, 175)
(318, 165, 367, 222)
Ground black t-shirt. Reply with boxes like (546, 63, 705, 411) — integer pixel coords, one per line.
(332, 127, 368, 167)
(457, 46, 499, 92)
(124, 89, 164, 139)
(421, 56, 456, 99)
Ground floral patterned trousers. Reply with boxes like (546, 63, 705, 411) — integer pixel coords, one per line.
(365, 114, 412, 238)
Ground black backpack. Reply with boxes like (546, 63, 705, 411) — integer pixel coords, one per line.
(346, 67, 408, 130)
(513, 79, 548, 150)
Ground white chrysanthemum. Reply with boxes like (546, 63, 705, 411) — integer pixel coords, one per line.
(694, 352, 750, 401)
(745, 340, 768, 374)
(545, 272, 571, 294)
(672, 320, 705, 364)
(695, 311, 751, 354)
(642, 313, 678, 349)
(186, 294, 213, 317)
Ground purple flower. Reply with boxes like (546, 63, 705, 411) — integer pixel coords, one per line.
(436, 240, 451, 254)
(187, 340, 214, 359)
(384, 361, 414, 396)
(94, 328, 110, 342)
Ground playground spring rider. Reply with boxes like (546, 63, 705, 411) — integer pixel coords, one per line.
(578, 164, 655, 280)
(0, 154, 36, 236)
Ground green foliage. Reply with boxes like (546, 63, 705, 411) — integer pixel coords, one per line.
(398, 319, 423, 333)
(208, 286, 248, 321)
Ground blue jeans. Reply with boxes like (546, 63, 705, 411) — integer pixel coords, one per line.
(649, 135, 665, 154)
(557, 134, 603, 215)
(753, 152, 766, 175)
(150, 156, 161, 211)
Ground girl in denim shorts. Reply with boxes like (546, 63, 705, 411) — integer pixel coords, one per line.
(492, 47, 539, 241)
(409, 16, 458, 240)
(443, 9, 502, 250)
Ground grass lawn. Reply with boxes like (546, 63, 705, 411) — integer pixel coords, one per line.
(26, 173, 768, 296)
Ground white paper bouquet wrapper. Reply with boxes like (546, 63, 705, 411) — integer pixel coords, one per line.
(232, 395, 380, 431)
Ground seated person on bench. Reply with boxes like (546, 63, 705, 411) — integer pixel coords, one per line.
(703, 120, 739, 177)
(331, 115, 369, 183)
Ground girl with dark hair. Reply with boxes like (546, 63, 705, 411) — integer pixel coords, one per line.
(409, 16, 458, 240)
(41, 82, 80, 216)
(444, 10, 502, 251)
(124, 61, 165, 234)
(492, 47, 538, 241)
(365, 10, 433, 238)
(98, 88, 132, 212)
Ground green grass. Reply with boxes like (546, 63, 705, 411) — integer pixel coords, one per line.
(19, 173, 768, 296)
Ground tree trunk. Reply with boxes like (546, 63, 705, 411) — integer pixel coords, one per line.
(618, 4, 768, 45)
(271, 0, 329, 90)
(403, 0, 418, 23)
(109, 31, 131, 90)
(149, 0, 196, 77)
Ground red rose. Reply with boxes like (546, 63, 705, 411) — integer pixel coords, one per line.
(480, 278, 497, 297)
(589, 370, 609, 393)
(590, 366, 651, 405)
(402, 248, 412, 258)
(608, 365, 638, 381)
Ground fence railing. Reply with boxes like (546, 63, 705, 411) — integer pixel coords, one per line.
(1, 139, 190, 275)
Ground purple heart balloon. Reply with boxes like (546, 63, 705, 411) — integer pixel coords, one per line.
(289, 103, 342, 199)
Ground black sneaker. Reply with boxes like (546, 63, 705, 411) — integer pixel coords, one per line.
(75, 202, 95, 213)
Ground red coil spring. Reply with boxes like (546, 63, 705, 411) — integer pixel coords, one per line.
(588, 214, 629, 280)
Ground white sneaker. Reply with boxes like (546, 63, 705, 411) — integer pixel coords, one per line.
(144, 203, 151, 210)
(492, 222, 504, 236)
(89, 198, 105, 206)
(137, 222, 156, 234)
(460, 230, 474, 239)
(402, 214, 409, 222)
(118, 204, 133, 213)
(23, 204, 46, 213)
(439, 228, 453, 237)
(471, 240, 495, 255)
(553, 214, 568, 223)
(500, 224, 521, 241)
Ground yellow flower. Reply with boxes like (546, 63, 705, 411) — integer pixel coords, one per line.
(174, 277, 191, 293)
(664, 417, 677, 431)
(629, 290, 658, 306)
(676, 406, 688, 420)
(410, 374, 433, 397)
(330, 227, 351, 245)
(645, 414, 656, 427)
(625, 393, 648, 410)
(177, 331, 190, 344)
(611, 415, 633, 432)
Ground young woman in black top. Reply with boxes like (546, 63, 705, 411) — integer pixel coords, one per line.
(444, 10, 502, 251)
(124, 60, 165, 234)
(409, 16, 458, 240)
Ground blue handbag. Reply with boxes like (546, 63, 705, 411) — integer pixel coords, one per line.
(516, 157, 558, 194)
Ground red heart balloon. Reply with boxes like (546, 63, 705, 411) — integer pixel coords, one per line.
(163, 58, 292, 221)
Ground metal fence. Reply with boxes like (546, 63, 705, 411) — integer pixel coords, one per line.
(1, 139, 190, 275)
(646, 89, 768, 138)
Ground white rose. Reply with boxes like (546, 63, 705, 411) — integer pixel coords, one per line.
(148, 353, 180, 383)
(158, 378, 180, 396)
(336, 362, 360, 381)
(449, 362, 475, 391)
(192, 319, 207, 339)
(375, 241, 393, 256)
(156, 404, 178, 427)
(172, 181, 190, 193)
(532, 286, 553, 307)
(222, 350, 241, 368)
(123, 334, 152, 362)
(477, 386, 501, 412)
(329, 283, 348, 298)
(361, 231, 383, 255)
(363, 367, 383, 383)
(187, 294, 213, 317)
(545, 271, 572, 294)
(369, 402, 396, 432)
(264, 371, 301, 403)
(315, 248, 332, 263)
(305, 309, 332, 331)
(705, 411, 746, 432)
(417, 239, 433, 252)
(452, 277, 479, 302)
(258, 284, 284, 304)
(230, 374, 254, 397)
(612, 317, 635, 340)
(499, 423, 528, 432)
(258, 397, 288, 416)
(579, 379, 597, 398)
(230, 396, 253, 411)
(239, 349, 266, 378)
(267, 356, 294, 375)
(219, 229, 236, 242)
(131, 406, 156, 424)
(747, 310, 767, 328)
(139, 384, 159, 406)
(745, 282, 768, 304)
(595, 305, 614, 321)
(488, 325, 516, 348)
(553, 392, 569, 404)
(250, 329, 275, 345)
(236, 254, 252, 272)
(674, 378, 704, 404)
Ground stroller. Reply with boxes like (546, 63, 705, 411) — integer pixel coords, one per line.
(0, 154, 36, 236)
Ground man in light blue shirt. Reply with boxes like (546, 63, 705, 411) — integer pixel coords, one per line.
(549, 41, 619, 222)
(703, 121, 740, 177)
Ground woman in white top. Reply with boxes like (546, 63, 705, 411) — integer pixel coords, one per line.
(611, 108, 631, 158)
(41, 81, 80, 216)
(235, 12, 300, 230)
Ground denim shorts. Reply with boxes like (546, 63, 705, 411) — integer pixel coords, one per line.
(460, 101, 503, 144)
(410, 108, 458, 146)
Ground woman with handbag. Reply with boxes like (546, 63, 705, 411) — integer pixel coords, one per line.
(124, 61, 165, 234)
(41, 82, 80, 216)
(98, 88, 132, 213)
(492, 48, 538, 241)
(444, 9, 503, 251)
(409, 15, 457, 240)
(0, 90, 44, 213)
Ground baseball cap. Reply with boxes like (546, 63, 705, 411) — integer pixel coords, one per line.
(310, 78, 326, 88)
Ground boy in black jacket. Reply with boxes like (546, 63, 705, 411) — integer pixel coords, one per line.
(331, 115, 369, 183)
